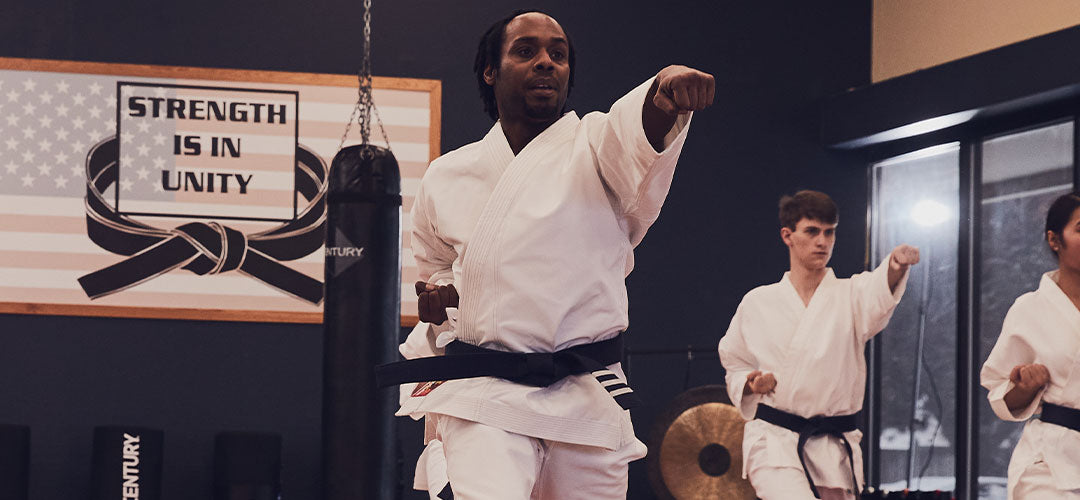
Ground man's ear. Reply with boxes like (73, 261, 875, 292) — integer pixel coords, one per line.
(780, 227, 793, 247)
(483, 65, 497, 86)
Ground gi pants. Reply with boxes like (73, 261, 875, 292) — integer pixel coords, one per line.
(749, 466, 855, 500)
(1010, 451, 1080, 500)
(435, 414, 646, 500)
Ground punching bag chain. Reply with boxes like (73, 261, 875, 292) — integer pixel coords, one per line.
(338, 0, 392, 156)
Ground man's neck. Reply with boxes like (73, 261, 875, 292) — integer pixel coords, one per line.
(788, 260, 828, 306)
(500, 116, 558, 155)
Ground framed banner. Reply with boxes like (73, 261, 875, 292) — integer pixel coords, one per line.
(0, 58, 439, 324)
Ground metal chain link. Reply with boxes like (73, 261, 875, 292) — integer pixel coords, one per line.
(337, 0, 392, 155)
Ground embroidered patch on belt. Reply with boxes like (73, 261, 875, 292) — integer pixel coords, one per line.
(411, 380, 445, 397)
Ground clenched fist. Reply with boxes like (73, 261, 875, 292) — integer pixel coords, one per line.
(653, 65, 715, 115)
(889, 244, 920, 271)
(743, 370, 777, 396)
(1010, 363, 1050, 393)
(415, 281, 459, 325)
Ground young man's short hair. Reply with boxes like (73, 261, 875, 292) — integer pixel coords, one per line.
(779, 190, 838, 230)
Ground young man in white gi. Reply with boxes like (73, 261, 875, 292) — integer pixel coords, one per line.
(378, 9, 715, 500)
(981, 192, 1080, 499)
(717, 190, 919, 500)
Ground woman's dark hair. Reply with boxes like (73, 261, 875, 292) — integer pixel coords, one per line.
(473, 9, 576, 121)
(1045, 192, 1080, 256)
(779, 190, 838, 230)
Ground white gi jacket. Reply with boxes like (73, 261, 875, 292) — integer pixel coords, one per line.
(981, 270, 1080, 495)
(717, 260, 908, 488)
(397, 77, 691, 451)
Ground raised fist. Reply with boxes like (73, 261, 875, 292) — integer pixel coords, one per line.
(890, 244, 920, 270)
(653, 65, 715, 115)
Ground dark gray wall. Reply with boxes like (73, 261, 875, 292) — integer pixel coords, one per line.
(0, 1, 870, 498)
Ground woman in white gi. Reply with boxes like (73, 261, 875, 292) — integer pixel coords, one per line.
(718, 190, 919, 500)
(388, 9, 716, 500)
(981, 192, 1080, 499)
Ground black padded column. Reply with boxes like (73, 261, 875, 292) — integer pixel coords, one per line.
(323, 144, 402, 500)
(90, 426, 163, 500)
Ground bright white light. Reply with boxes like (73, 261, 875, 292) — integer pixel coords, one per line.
(911, 199, 950, 227)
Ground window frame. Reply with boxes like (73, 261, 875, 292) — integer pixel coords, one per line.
(864, 106, 1080, 500)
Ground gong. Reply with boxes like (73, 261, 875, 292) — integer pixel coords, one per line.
(647, 384, 756, 500)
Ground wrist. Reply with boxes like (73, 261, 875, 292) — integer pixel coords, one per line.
(1012, 383, 1038, 396)
(743, 375, 757, 395)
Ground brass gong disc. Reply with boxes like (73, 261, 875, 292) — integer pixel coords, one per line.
(647, 385, 756, 500)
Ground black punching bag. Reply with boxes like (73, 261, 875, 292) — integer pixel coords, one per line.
(322, 144, 401, 499)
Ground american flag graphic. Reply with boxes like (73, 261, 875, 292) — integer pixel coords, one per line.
(0, 59, 436, 321)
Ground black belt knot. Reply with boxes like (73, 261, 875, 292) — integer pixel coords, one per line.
(522, 352, 557, 386)
(800, 414, 853, 436)
(755, 404, 859, 499)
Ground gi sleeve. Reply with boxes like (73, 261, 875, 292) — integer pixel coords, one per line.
(408, 174, 457, 353)
(400, 321, 440, 360)
(980, 299, 1044, 421)
(851, 256, 909, 343)
(587, 76, 693, 246)
(718, 300, 761, 420)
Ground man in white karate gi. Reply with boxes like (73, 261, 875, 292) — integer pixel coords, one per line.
(717, 190, 919, 500)
(376, 9, 714, 500)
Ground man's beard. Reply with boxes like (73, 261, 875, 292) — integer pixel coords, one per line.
(524, 101, 561, 121)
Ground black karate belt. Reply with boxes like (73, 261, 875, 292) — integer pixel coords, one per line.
(754, 404, 859, 499)
(1041, 402, 1080, 432)
(375, 333, 642, 409)
(76, 138, 327, 304)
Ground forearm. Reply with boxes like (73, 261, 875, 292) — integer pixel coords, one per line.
(642, 77, 677, 152)
(886, 252, 910, 293)
(1003, 385, 1040, 413)
(887, 265, 904, 294)
(886, 245, 920, 293)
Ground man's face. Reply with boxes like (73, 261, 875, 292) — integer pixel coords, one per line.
(781, 218, 837, 271)
(484, 12, 571, 123)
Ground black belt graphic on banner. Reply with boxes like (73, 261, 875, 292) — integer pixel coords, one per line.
(77, 137, 327, 304)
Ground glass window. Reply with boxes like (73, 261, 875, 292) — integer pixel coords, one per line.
(977, 121, 1073, 500)
(872, 144, 960, 492)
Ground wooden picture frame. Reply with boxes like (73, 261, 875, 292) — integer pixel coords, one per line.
(0, 58, 436, 326)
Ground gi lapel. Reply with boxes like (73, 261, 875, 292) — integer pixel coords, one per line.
(480, 122, 515, 177)
(775, 270, 836, 410)
(1039, 271, 1080, 332)
(457, 114, 580, 344)
(1040, 272, 1080, 403)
